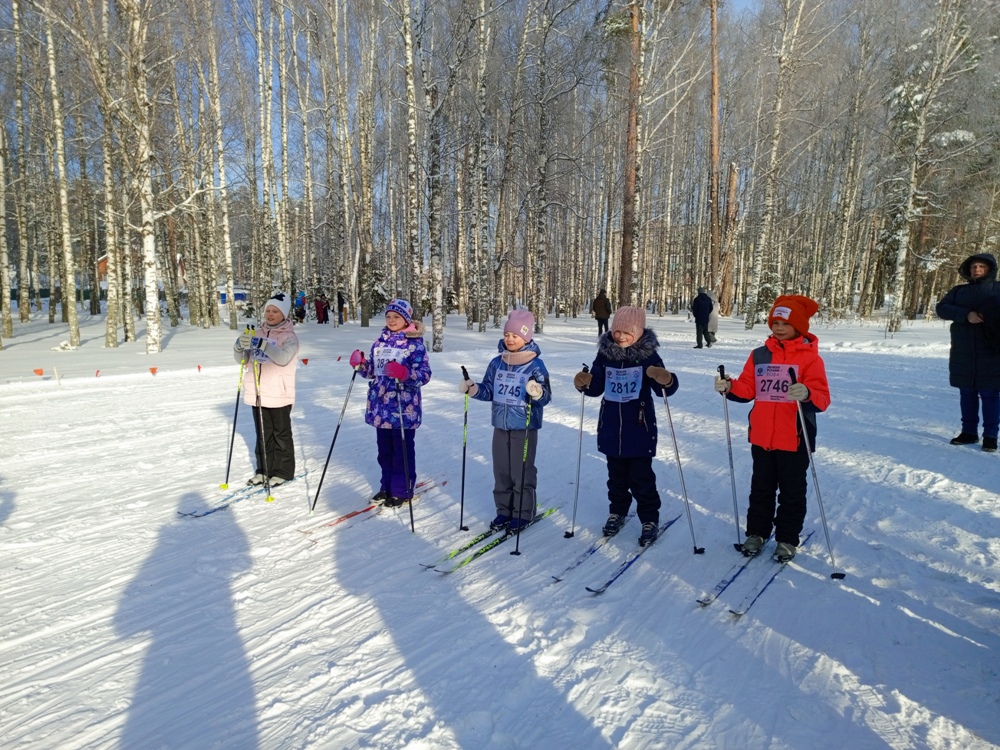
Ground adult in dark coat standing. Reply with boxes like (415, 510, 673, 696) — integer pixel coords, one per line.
(935, 253, 1000, 452)
(591, 289, 613, 336)
(690, 287, 714, 348)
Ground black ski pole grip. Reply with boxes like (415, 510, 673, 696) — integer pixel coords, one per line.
(789, 368, 797, 384)
(718, 364, 726, 379)
(461, 365, 470, 381)
(582, 363, 589, 373)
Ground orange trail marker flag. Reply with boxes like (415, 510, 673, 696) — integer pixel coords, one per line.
(149, 367, 158, 376)
(33, 368, 44, 376)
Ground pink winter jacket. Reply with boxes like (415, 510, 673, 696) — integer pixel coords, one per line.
(233, 318, 300, 408)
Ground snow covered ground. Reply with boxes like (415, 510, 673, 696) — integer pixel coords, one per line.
(0, 308, 998, 750)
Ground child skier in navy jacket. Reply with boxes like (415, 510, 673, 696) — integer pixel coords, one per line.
(462, 309, 552, 530)
(574, 306, 678, 547)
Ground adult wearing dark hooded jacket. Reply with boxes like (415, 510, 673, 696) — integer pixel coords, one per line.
(935, 253, 1000, 452)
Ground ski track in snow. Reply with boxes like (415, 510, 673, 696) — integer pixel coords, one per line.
(1, 313, 999, 749)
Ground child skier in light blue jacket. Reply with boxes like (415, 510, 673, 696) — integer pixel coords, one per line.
(461, 309, 552, 530)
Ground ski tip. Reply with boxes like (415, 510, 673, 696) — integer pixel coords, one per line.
(831, 572, 847, 580)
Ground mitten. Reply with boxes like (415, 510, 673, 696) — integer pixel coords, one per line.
(238, 333, 253, 349)
(349, 349, 365, 368)
(385, 361, 409, 380)
(646, 366, 673, 387)
(787, 382, 809, 401)
(460, 379, 478, 397)
(525, 380, 543, 400)
(714, 375, 731, 394)
(574, 371, 593, 392)
(251, 336, 267, 352)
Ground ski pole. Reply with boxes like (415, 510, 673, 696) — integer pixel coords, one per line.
(789, 369, 845, 579)
(565, 363, 589, 538)
(511, 401, 533, 556)
(310, 367, 359, 513)
(221, 335, 251, 489)
(660, 391, 705, 554)
(459, 366, 471, 531)
(396, 380, 415, 533)
(252, 359, 274, 502)
(719, 365, 743, 551)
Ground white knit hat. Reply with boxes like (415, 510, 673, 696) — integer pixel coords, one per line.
(264, 292, 291, 320)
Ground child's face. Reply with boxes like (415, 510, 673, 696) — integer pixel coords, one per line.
(770, 319, 799, 341)
(264, 305, 285, 325)
(385, 311, 408, 332)
(612, 329, 635, 348)
(503, 332, 527, 351)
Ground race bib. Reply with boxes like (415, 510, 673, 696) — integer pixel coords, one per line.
(373, 346, 407, 377)
(604, 366, 642, 403)
(494, 370, 528, 405)
(754, 363, 799, 402)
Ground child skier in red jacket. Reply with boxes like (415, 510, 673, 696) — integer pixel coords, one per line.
(714, 295, 831, 561)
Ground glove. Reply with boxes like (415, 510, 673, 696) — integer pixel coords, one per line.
(646, 366, 673, 387)
(525, 380, 543, 400)
(714, 375, 731, 394)
(349, 349, 365, 368)
(385, 361, 409, 380)
(460, 378, 478, 396)
(238, 333, 253, 349)
(574, 371, 593, 392)
(788, 382, 809, 401)
(251, 336, 267, 352)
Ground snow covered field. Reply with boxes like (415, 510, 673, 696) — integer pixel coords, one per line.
(1, 309, 998, 749)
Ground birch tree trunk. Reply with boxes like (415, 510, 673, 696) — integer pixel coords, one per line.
(206, 0, 237, 329)
(13, 0, 31, 323)
(402, 0, 421, 302)
(744, 0, 805, 331)
(43, 15, 80, 346)
(0, 125, 11, 343)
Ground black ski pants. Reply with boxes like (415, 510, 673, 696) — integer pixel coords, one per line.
(746, 444, 809, 546)
(606, 455, 660, 525)
(252, 404, 295, 480)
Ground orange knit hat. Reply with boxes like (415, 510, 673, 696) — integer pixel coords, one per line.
(768, 295, 819, 335)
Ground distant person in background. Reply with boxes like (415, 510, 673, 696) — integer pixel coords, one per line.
(293, 292, 306, 324)
(691, 287, 714, 348)
(337, 291, 347, 325)
(935, 253, 1000, 452)
(591, 289, 612, 336)
(707, 289, 720, 346)
(315, 293, 329, 324)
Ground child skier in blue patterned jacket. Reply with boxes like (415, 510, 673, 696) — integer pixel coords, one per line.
(349, 299, 432, 507)
(461, 309, 552, 530)
(573, 306, 678, 547)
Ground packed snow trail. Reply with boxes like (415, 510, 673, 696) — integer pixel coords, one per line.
(1, 313, 998, 749)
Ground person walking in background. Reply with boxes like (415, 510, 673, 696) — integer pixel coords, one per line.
(707, 289, 720, 346)
(935, 253, 1000, 453)
(337, 291, 347, 325)
(314, 294, 328, 325)
(350, 299, 432, 506)
(691, 287, 714, 348)
(461, 309, 552, 531)
(591, 289, 613, 336)
(573, 306, 679, 547)
(714, 294, 831, 561)
(234, 292, 300, 486)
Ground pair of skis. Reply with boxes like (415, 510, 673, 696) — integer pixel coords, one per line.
(545, 513, 681, 594)
(178, 471, 309, 518)
(421, 506, 560, 573)
(696, 529, 815, 616)
(298, 479, 444, 536)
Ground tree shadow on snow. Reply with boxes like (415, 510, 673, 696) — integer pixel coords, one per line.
(114, 492, 258, 749)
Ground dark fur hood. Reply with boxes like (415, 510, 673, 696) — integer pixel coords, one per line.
(597, 328, 659, 362)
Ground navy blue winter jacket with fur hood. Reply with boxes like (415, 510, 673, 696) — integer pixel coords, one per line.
(582, 328, 679, 457)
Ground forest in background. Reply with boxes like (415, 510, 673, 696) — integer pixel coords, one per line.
(0, 0, 997, 354)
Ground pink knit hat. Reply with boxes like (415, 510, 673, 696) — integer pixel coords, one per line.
(611, 306, 646, 339)
(504, 309, 534, 343)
